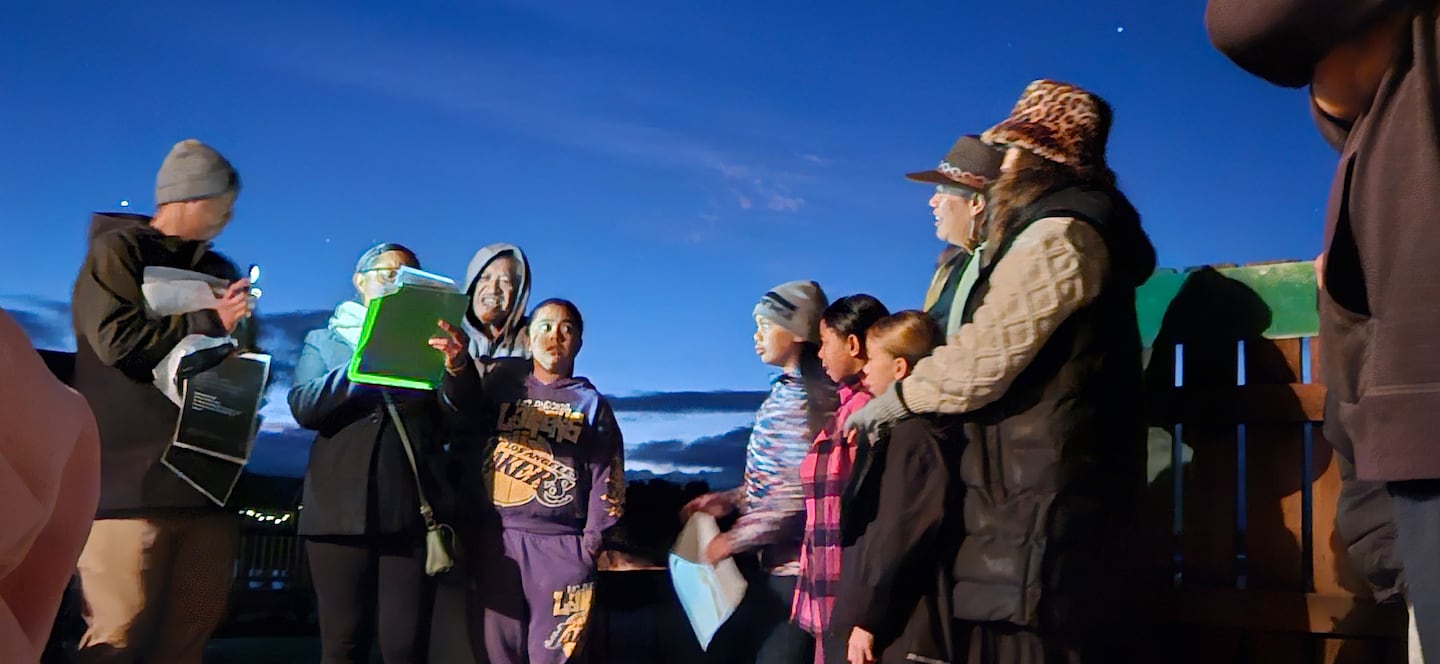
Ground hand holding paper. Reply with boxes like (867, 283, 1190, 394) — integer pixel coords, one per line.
(701, 532, 734, 565)
(668, 513, 748, 651)
(680, 491, 735, 522)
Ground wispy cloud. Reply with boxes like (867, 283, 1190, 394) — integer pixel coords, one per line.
(624, 426, 750, 486)
(200, 8, 821, 225)
(1, 295, 74, 350)
(629, 426, 750, 469)
(766, 193, 805, 212)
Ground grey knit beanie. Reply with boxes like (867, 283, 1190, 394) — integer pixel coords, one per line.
(753, 280, 828, 344)
(154, 139, 240, 205)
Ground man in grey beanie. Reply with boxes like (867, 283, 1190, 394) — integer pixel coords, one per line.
(69, 139, 252, 663)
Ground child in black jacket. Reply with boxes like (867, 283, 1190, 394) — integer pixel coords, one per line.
(833, 311, 964, 664)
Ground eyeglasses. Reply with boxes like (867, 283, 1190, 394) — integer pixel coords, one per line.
(935, 184, 975, 198)
(359, 266, 400, 283)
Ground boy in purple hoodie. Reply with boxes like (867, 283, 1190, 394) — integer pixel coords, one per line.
(434, 298, 625, 664)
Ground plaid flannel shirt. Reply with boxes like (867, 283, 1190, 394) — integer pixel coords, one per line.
(792, 377, 871, 636)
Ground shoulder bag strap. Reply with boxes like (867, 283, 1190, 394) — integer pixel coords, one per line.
(383, 392, 437, 530)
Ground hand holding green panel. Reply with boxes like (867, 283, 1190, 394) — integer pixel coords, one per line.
(347, 267, 470, 391)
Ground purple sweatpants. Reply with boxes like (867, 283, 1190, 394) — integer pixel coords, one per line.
(466, 527, 596, 664)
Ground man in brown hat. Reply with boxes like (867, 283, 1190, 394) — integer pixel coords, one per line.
(849, 79, 1156, 663)
(1206, 1, 1440, 655)
(906, 135, 1005, 339)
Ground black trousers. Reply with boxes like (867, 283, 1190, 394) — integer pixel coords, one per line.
(306, 534, 433, 664)
(705, 572, 814, 664)
(1388, 479, 1440, 660)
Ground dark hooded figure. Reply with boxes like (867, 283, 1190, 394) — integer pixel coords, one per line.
(1206, 0, 1436, 655)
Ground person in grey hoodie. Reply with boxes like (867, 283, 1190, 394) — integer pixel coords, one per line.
(463, 243, 533, 364)
(429, 242, 535, 664)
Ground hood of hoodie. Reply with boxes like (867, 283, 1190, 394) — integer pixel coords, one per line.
(1018, 186, 1157, 288)
(527, 373, 596, 394)
(478, 360, 598, 407)
(327, 300, 367, 347)
(87, 212, 219, 270)
(463, 243, 532, 361)
(88, 212, 152, 240)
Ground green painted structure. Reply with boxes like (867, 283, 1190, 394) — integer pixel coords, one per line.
(1136, 260, 1318, 348)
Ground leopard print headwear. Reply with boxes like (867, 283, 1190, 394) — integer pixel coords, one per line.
(981, 79, 1112, 174)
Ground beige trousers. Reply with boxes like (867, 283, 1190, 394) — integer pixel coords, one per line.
(74, 513, 238, 664)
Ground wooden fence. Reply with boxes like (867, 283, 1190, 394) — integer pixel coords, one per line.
(1133, 260, 1406, 663)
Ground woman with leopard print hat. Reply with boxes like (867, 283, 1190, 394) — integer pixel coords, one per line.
(845, 79, 1156, 664)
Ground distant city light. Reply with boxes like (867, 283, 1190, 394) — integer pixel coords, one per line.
(238, 508, 295, 525)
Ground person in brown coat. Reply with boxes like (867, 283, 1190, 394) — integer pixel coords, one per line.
(1206, 0, 1440, 655)
(69, 139, 252, 664)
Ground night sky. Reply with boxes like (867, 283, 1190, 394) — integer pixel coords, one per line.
(1, 1, 1334, 484)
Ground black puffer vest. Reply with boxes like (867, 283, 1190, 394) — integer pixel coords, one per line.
(949, 186, 1154, 638)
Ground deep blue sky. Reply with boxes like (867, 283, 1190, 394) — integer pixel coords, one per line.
(1, 1, 1336, 479)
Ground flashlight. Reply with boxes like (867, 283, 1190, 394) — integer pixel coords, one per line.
(247, 264, 263, 299)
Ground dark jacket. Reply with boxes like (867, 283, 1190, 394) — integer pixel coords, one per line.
(833, 415, 966, 664)
(71, 213, 251, 517)
(1324, 387, 1405, 602)
(924, 246, 972, 336)
(1320, 6, 1440, 481)
(950, 187, 1154, 637)
(287, 325, 451, 537)
(1209, 2, 1440, 482)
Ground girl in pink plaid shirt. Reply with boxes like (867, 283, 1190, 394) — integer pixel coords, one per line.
(794, 294, 890, 664)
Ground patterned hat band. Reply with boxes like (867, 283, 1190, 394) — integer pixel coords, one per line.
(755, 291, 797, 322)
(937, 161, 991, 190)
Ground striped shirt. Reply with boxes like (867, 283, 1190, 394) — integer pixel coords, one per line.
(724, 372, 815, 576)
(793, 377, 871, 636)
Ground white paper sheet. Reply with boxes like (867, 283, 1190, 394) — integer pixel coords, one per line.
(141, 266, 230, 316)
(141, 267, 238, 406)
(667, 513, 748, 651)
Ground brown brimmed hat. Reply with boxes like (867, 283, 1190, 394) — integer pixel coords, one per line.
(981, 79, 1112, 174)
(904, 135, 1004, 193)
